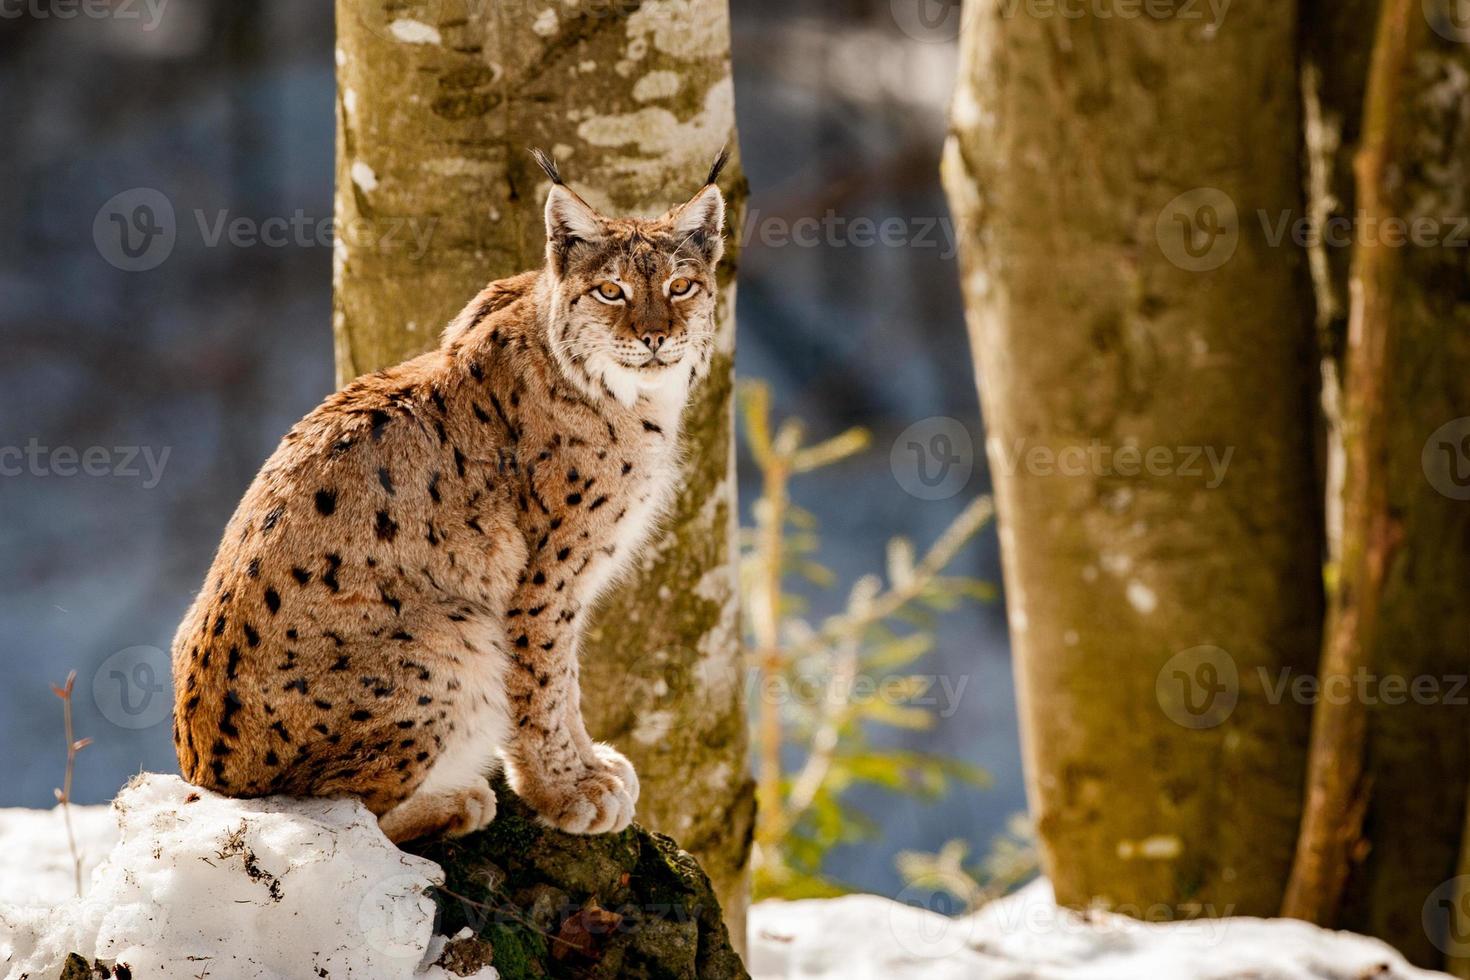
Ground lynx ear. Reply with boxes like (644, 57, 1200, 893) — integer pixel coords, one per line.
(672, 183, 726, 264)
(533, 148, 605, 273)
(545, 185, 605, 251)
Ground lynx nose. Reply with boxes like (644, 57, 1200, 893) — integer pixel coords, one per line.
(640, 331, 667, 353)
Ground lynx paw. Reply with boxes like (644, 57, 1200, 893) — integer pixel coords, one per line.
(379, 782, 497, 843)
(515, 743, 638, 835)
(445, 782, 498, 837)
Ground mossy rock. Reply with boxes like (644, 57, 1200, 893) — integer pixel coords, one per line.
(407, 779, 749, 980)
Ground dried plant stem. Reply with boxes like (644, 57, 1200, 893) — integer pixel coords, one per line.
(753, 449, 791, 851)
(779, 636, 859, 835)
(755, 493, 993, 846)
(52, 670, 92, 898)
(778, 497, 992, 838)
(740, 381, 992, 890)
(787, 495, 994, 664)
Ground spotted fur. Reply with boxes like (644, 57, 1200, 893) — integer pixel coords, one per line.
(172, 155, 727, 843)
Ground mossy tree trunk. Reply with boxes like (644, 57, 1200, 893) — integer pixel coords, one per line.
(942, 4, 1323, 915)
(333, 0, 752, 945)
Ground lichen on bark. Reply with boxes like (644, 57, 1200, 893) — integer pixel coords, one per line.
(333, 0, 751, 945)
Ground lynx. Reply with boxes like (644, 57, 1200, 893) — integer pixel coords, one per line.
(172, 150, 728, 843)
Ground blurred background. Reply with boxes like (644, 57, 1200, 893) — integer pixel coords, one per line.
(0, 0, 1017, 899)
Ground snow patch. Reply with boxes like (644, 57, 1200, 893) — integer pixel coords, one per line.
(0, 774, 495, 979)
(0, 804, 116, 910)
(748, 883, 1449, 979)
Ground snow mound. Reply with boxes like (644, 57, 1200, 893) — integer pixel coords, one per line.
(0, 803, 116, 910)
(749, 881, 1450, 979)
(0, 774, 494, 980)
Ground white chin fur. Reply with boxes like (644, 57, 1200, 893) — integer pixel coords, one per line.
(597, 359, 641, 407)
(591, 355, 688, 408)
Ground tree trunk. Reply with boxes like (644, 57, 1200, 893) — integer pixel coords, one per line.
(1360, 20, 1470, 969)
(1300, 0, 1470, 965)
(943, 4, 1323, 915)
(333, 0, 752, 945)
(1283, 0, 1421, 931)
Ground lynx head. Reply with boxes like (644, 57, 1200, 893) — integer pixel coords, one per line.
(532, 149, 727, 407)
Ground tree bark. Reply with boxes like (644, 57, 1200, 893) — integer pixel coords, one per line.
(333, 0, 752, 945)
(1283, 0, 1421, 930)
(1299, 0, 1470, 965)
(1363, 18, 1470, 968)
(943, 4, 1323, 915)
(1300, 0, 1378, 372)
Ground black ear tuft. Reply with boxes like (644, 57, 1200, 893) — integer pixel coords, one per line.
(529, 148, 564, 186)
(704, 146, 731, 187)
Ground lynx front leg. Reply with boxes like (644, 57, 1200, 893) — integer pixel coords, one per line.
(500, 579, 638, 834)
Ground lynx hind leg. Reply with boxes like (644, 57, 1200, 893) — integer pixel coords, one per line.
(379, 782, 497, 843)
(377, 669, 511, 843)
(378, 743, 501, 843)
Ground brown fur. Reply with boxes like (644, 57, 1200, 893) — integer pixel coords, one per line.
(172, 159, 727, 842)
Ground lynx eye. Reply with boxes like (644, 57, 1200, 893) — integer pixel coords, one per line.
(593, 281, 626, 303)
(668, 276, 695, 297)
